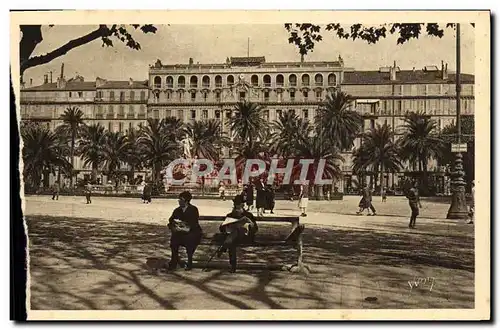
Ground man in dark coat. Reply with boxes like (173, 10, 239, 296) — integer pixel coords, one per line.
(167, 191, 203, 270)
(217, 195, 259, 273)
(143, 182, 152, 204)
(245, 183, 254, 210)
(406, 182, 422, 228)
(265, 184, 275, 214)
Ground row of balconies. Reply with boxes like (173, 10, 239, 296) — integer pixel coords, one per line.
(152, 81, 336, 90)
(95, 113, 146, 120)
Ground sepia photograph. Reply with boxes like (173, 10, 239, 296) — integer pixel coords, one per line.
(10, 10, 490, 321)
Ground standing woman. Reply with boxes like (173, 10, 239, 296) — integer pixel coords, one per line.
(255, 178, 266, 217)
(298, 184, 309, 217)
(167, 191, 203, 271)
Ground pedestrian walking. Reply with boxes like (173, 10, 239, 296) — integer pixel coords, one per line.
(381, 188, 387, 202)
(51, 181, 60, 200)
(143, 181, 152, 204)
(265, 184, 275, 214)
(219, 182, 226, 201)
(406, 182, 422, 228)
(357, 184, 376, 215)
(298, 184, 309, 217)
(468, 181, 475, 224)
(85, 182, 92, 204)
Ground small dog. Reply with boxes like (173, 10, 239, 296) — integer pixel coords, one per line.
(145, 257, 168, 274)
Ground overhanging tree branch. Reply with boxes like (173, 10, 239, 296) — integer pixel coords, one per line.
(20, 25, 109, 76)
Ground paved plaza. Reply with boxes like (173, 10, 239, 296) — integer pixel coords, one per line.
(24, 195, 474, 310)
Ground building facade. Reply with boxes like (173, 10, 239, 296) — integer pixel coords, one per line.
(20, 57, 474, 190)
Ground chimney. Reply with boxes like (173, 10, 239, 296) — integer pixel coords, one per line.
(43, 74, 48, 84)
(49, 71, 53, 83)
(30, 78, 33, 86)
(443, 62, 448, 80)
(189, 58, 194, 65)
(60, 63, 65, 79)
(129, 78, 134, 86)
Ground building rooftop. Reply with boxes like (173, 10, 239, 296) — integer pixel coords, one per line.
(343, 70, 475, 85)
(23, 80, 149, 91)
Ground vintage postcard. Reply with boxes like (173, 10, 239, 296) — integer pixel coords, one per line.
(10, 10, 490, 321)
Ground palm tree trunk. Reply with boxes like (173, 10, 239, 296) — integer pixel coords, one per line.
(70, 130, 76, 188)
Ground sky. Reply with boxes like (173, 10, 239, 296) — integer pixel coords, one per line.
(23, 24, 475, 86)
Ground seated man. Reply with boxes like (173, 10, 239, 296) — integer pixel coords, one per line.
(167, 191, 202, 271)
(217, 195, 259, 273)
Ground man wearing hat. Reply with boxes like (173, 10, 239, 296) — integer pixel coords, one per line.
(217, 194, 259, 273)
(167, 191, 202, 271)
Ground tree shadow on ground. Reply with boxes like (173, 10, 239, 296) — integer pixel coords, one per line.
(26, 215, 474, 310)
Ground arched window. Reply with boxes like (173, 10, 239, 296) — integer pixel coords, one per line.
(202, 75, 210, 88)
(302, 74, 310, 86)
(314, 74, 323, 86)
(263, 75, 271, 87)
(328, 73, 337, 86)
(178, 76, 186, 88)
(227, 75, 234, 86)
(215, 75, 222, 87)
(190, 76, 198, 88)
(153, 76, 161, 88)
(276, 74, 284, 87)
(166, 76, 174, 88)
(251, 75, 259, 86)
(289, 74, 297, 87)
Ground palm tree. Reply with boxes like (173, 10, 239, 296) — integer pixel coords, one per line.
(56, 106, 86, 187)
(124, 127, 143, 184)
(185, 119, 229, 161)
(21, 123, 71, 190)
(163, 116, 185, 142)
(229, 101, 269, 149)
(398, 111, 444, 191)
(293, 133, 344, 199)
(354, 124, 402, 193)
(138, 118, 180, 182)
(270, 111, 313, 157)
(78, 124, 107, 182)
(315, 91, 363, 150)
(103, 131, 129, 188)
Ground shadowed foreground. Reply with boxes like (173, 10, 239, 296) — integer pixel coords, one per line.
(27, 215, 474, 310)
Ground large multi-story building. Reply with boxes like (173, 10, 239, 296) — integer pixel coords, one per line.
(19, 57, 474, 190)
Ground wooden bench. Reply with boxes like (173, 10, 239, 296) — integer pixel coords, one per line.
(198, 215, 310, 274)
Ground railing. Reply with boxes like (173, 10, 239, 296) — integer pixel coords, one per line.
(264, 83, 272, 87)
(215, 83, 223, 88)
(153, 84, 161, 89)
(95, 114, 104, 119)
(106, 114, 115, 119)
(127, 114, 135, 119)
(116, 113, 125, 119)
(289, 82, 297, 87)
(166, 84, 174, 88)
(315, 82, 323, 86)
(202, 84, 210, 88)
(137, 113, 146, 119)
(190, 84, 198, 88)
(178, 84, 186, 88)
(276, 82, 284, 87)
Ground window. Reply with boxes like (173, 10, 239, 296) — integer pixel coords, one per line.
(177, 109, 184, 119)
(276, 109, 282, 118)
(119, 122, 124, 132)
(264, 110, 270, 120)
(110, 91, 115, 100)
(191, 92, 196, 101)
(216, 91, 221, 101)
(128, 105, 134, 116)
(264, 91, 270, 101)
(316, 91, 322, 101)
(140, 91, 146, 100)
(370, 119, 375, 130)
(215, 110, 221, 119)
(120, 91, 125, 102)
(129, 122, 133, 131)
(108, 105, 114, 115)
(226, 111, 232, 119)
(203, 92, 208, 102)
(303, 91, 308, 99)
(108, 122, 112, 132)
(303, 109, 309, 119)
(290, 91, 295, 101)
(166, 109, 172, 117)
(69, 92, 72, 97)
(139, 105, 146, 116)
(202, 109, 208, 119)
(96, 91, 103, 99)
(239, 92, 246, 101)
(78, 91, 83, 98)
(191, 110, 196, 119)
(130, 91, 135, 100)
(119, 105, 125, 117)
(153, 109, 159, 119)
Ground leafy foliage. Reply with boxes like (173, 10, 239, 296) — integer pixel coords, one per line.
(185, 119, 229, 161)
(284, 23, 472, 55)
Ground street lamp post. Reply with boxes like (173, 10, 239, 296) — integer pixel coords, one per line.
(446, 23, 469, 219)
